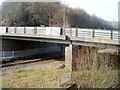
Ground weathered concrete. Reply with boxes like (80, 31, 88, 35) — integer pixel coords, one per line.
(69, 36, 119, 45)
(65, 45, 98, 71)
(65, 45, 72, 71)
(1, 33, 66, 40)
(1, 33, 119, 45)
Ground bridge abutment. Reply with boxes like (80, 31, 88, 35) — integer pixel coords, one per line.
(65, 45, 98, 71)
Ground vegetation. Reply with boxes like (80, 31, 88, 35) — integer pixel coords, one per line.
(72, 49, 120, 88)
(2, 49, 120, 88)
(73, 70, 119, 88)
(1, 2, 117, 29)
(2, 61, 69, 88)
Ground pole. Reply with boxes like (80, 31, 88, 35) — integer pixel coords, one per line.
(63, 0, 66, 35)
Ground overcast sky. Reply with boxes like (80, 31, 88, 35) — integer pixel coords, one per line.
(62, 0, 119, 21)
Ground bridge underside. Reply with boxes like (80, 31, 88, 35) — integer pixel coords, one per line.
(1, 35, 120, 72)
(0, 39, 65, 59)
(1, 35, 120, 50)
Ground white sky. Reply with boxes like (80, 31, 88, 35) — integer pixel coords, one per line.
(62, 0, 119, 21)
(0, 0, 119, 21)
(0, 0, 4, 4)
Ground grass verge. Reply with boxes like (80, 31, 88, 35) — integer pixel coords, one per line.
(2, 61, 69, 88)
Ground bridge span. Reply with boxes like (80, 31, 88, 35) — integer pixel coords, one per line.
(1, 27, 120, 71)
(0, 27, 120, 48)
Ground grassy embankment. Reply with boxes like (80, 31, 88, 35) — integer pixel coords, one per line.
(72, 49, 120, 88)
(2, 61, 70, 88)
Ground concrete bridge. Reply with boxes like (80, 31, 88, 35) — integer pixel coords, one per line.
(0, 27, 120, 71)
(0, 27, 120, 46)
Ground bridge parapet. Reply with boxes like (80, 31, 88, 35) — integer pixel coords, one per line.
(0, 27, 119, 40)
(0, 27, 120, 45)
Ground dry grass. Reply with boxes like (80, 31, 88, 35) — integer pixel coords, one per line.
(2, 48, 120, 88)
(0, 58, 12, 62)
(73, 70, 119, 88)
(2, 61, 69, 88)
(72, 48, 120, 88)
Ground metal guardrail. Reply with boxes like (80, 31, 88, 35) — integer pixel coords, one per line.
(65, 28, 120, 40)
(0, 27, 119, 40)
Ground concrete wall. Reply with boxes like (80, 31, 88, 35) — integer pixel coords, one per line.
(65, 45, 98, 71)
(65, 45, 72, 71)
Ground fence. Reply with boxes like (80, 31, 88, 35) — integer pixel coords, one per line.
(0, 27, 119, 40)
(0, 46, 61, 59)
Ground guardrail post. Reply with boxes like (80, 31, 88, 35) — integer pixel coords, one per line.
(6, 27, 8, 33)
(63, 28, 65, 35)
(15, 27, 17, 33)
(24, 27, 26, 34)
(60, 28, 63, 35)
(111, 30, 113, 40)
(70, 28, 72, 36)
(36, 27, 37, 34)
(76, 28, 78, 37)
(92, 29, 95, 38)
(34, 27, 37, 34)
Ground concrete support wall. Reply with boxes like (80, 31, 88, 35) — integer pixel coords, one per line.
(65, 45, 98, 71)
(65, 45, 72, 71)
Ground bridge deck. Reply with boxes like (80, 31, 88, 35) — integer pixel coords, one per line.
(1, 33, 119, 45)
(0, 27, 120, 46)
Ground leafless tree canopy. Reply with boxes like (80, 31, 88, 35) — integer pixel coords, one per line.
(1, 2, 117, 30)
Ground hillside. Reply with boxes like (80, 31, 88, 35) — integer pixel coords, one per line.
(1, 2, 117, 30)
